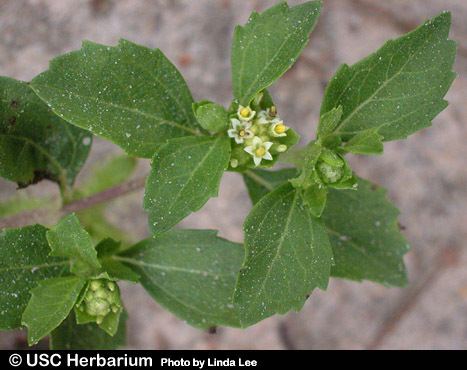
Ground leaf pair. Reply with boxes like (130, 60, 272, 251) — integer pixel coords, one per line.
(18, 215, 129, 346)
(243, 169, 409, 285)
(144, 0, 323, 233)
(120, 188, 404, 330)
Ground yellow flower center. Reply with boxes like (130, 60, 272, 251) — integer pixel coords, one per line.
(255, 147, 266, 157)
(274, 123, 286, 134)
(239, 129, 246, 137)
(240, 107, 251, 118)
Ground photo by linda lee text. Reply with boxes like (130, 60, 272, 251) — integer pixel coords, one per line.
(161, 358, 258, 368)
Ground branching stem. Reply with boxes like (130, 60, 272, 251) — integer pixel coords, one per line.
(0, 176, 147, 229)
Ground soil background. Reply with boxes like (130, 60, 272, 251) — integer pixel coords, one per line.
(0, 0, 466, 349)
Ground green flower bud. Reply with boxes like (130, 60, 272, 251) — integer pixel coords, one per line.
(317, 161, 344, 184)
(76, 278, 122, 324)
(87, 298, 111, 317)
(89, 280, 102, 291)
(230, 159, 239, 168)
(276, 144, 287, 153)
(315, 149, 347, 185)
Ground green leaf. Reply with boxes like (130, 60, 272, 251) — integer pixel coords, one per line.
(234, 183, 333, 326)
(320, 12, 456, 142)
(95, 238, 122, 257)
(193, 101, 229, 133)
(243, 168, 298, 205)
(342, 129, 384, 155)
(98, 310, 121, 337)
(255, 89, 275, 110)
(50, 311, 127, 350)
(323, 178, 409, 286)
(31, 40, 201, 158)
(96, 239, 140, 282)
(289, 141, 322, 189)
(118, 229, 244, 328)
(100, 259, 140, 283)
(22, 276, 86, 345)
(302, 184, 327, 217)
(232, 1, 322, 105)
(242, 169, 408, 287)
(47, 214, 101, 277)
(317, 106, 343, 138)
(0, 225, 69, 330)
(144, 136, 230, 235)
(0, 77, 91, 189)
(242, 169, 408, 286)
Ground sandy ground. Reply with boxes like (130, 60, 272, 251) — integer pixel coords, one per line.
(0, 0, 466, 349)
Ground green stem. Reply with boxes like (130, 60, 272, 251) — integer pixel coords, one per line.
(0, 176, 147, 229)
(243, 170, 274, 191)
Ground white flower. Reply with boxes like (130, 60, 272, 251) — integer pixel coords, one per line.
(270, 120, 289, 137)
(256, 107, 279, 125)
(244, 137, 273, 166)
(228, 119, 254, 144)
(256, 111, 270, 125)
(237, 105, 256, 121)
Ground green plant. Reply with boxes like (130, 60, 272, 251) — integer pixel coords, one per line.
(0, 1, 456, 348)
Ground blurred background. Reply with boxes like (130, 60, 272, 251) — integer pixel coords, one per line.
(0, 0, 466, 349)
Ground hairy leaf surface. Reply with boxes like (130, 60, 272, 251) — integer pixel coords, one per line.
(119, 230, 244, 328)
(232, 1, 322, 105)
(0, 225, 69, 330)
(323, 179, 409, 286)
(0, 77, 91, 189)
(243, 170, 409, 286)
(234, 183, 333, 326)
(31, 40, 200, 158)
(46, 214, 101, 277)
(22, 276, 85, 345)
(144, 136, 230, 235)
(321, 13, 456, 141)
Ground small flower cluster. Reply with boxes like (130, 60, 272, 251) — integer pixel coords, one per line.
(76, 279, 122, 325)
(227, 103, 291, 168)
